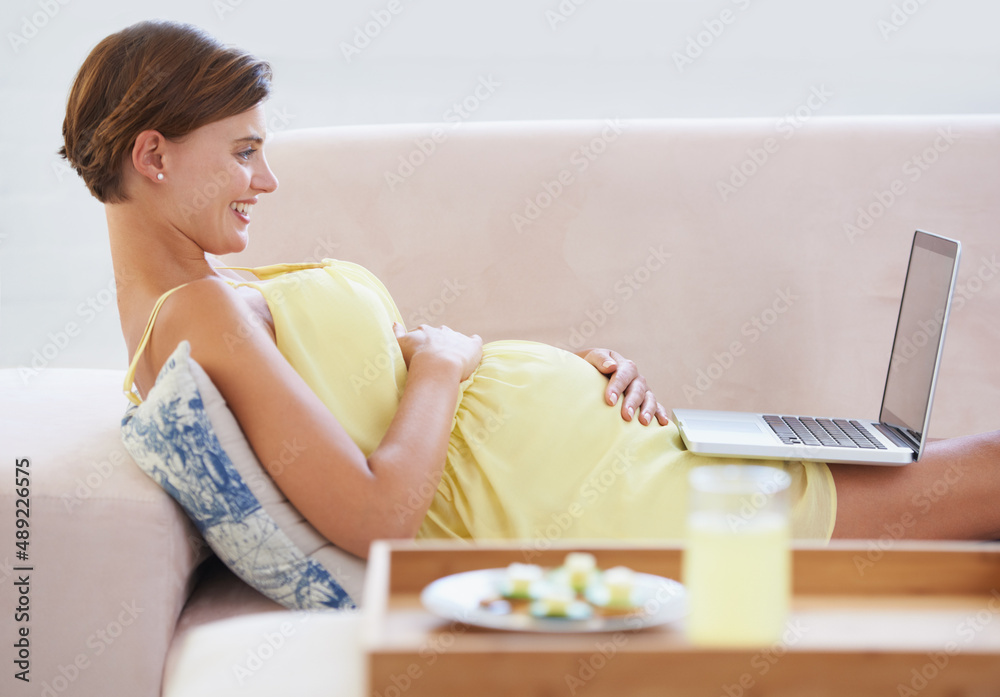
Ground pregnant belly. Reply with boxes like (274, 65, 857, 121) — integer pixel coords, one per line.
(458, 340, 612, 427)
(450, 339, 636, 475)
(432, 339, 673, 540)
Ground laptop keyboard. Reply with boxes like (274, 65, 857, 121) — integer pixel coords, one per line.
(763, 415, 887, 450)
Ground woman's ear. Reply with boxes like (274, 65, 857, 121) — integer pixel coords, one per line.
(131, 130, 167, 183)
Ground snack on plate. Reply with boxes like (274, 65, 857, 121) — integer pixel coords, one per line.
(536, 586, 575, 616)
(530, 585, 594, 620)
(601, 566, 637, 608)
(475, 555, 656, 623)
(563, 552, 598, 592)
(501, 562, 543, 600)
(424, 558, 685, 633)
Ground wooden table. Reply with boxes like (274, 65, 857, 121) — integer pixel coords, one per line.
(362, 540, 1000, 696)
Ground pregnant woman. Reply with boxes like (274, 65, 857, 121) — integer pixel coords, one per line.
(60, 20, 1000, 562)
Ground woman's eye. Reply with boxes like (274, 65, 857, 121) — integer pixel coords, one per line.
(237, 148, 256, 160)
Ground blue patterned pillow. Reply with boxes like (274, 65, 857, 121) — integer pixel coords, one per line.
(120, 341, 363, 610)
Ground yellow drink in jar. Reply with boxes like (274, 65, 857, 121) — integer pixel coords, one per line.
(684, 465, 792, 647)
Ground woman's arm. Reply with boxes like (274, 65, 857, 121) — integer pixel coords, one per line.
(149, 279, 481, 559)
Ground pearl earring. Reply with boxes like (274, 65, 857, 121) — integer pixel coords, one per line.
(156, 173, 164, 181)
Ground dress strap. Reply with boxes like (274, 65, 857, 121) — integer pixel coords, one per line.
(216, 261, 331, 281)
(122, 283, 192, 406)
(123, 262, 332, 405)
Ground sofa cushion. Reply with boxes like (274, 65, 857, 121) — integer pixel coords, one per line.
(120, 341, 365, 610)
(162, 605, 363, 697)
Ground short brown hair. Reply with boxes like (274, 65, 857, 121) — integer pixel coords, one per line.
(59, 20, 272, 203)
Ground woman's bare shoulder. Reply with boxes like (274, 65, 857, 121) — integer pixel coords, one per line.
(137, 277, 263, 387)
(153, 276, 259, 353)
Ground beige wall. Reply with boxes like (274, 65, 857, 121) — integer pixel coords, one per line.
(3, 0, 1000, 370)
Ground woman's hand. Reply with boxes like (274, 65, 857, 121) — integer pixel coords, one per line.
(576, 348, 670, 426)
(393, 322, 483, 381)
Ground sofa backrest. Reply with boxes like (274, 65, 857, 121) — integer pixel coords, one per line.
(229, 117, 1000, 439)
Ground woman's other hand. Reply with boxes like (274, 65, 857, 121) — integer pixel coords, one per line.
(393, 322, 483, 381)
(576, 348, 670, 426)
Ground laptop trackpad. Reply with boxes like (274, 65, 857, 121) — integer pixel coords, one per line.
(685, 418, 774, 445)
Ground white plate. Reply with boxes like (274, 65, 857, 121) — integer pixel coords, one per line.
(420, 568, 687, 633)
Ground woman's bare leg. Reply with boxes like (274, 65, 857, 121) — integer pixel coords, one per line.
(829, 430, 1000, 539)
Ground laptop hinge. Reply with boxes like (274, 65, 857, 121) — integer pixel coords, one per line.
(875, 423, 920, 453)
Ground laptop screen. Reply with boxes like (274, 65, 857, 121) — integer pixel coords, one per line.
(879, 231, 961, 446)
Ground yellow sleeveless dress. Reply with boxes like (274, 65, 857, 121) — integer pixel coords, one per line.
(124, 259, 837, 542)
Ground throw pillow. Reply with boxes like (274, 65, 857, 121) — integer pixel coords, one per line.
(120, 340, 364, 610)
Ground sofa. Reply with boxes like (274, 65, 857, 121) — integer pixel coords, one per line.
(2, 115, 999, 697)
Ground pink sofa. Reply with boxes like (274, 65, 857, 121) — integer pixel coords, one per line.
(2, 116, 999, 696)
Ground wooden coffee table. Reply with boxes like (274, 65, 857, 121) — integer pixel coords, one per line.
(362, 540, 1000, 696)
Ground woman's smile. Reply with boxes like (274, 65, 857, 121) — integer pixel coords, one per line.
(230, 198, 256, 223)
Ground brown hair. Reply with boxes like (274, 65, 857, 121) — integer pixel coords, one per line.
(59, 20, 272, 203)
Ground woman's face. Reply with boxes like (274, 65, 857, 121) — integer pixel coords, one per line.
(160, 103, 278, 255)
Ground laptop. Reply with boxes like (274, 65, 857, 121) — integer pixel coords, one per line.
(672, 230, 961, 466)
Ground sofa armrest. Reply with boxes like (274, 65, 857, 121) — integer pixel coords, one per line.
(0, 368, 208, 697)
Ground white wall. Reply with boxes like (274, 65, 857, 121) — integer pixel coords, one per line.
(2, 0, 999, 372)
